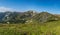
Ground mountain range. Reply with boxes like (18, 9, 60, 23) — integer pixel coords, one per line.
(0, 10, 60, 24)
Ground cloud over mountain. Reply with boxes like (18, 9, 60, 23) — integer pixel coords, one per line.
(0, 6, 16, 12)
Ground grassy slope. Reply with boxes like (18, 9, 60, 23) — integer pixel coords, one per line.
(0, 21, 60, 35)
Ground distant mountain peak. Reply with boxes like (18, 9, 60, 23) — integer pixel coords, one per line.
(33, 12, 60, 23)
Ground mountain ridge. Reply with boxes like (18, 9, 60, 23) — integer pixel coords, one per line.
(0, 11, 60, 24)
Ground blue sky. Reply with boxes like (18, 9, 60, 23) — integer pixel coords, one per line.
(0, 0, 60, 14)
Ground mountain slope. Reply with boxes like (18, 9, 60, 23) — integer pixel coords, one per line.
(33, 12, 60, 23)
(0, 11, 60, 23)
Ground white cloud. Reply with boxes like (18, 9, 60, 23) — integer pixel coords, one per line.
(0, 6, 16, 12)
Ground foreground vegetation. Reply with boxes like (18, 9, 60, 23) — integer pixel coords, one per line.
(0, 20, 60, 35)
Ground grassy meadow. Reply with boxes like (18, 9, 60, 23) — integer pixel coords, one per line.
(0, 21, 60, 35)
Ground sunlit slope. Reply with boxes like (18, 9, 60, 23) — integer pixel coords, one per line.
(33, 12, 60, 23)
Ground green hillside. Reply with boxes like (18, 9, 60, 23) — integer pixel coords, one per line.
(0, 20, 60, 35)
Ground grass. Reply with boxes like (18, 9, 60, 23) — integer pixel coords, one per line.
(0, 21, 60, 35)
